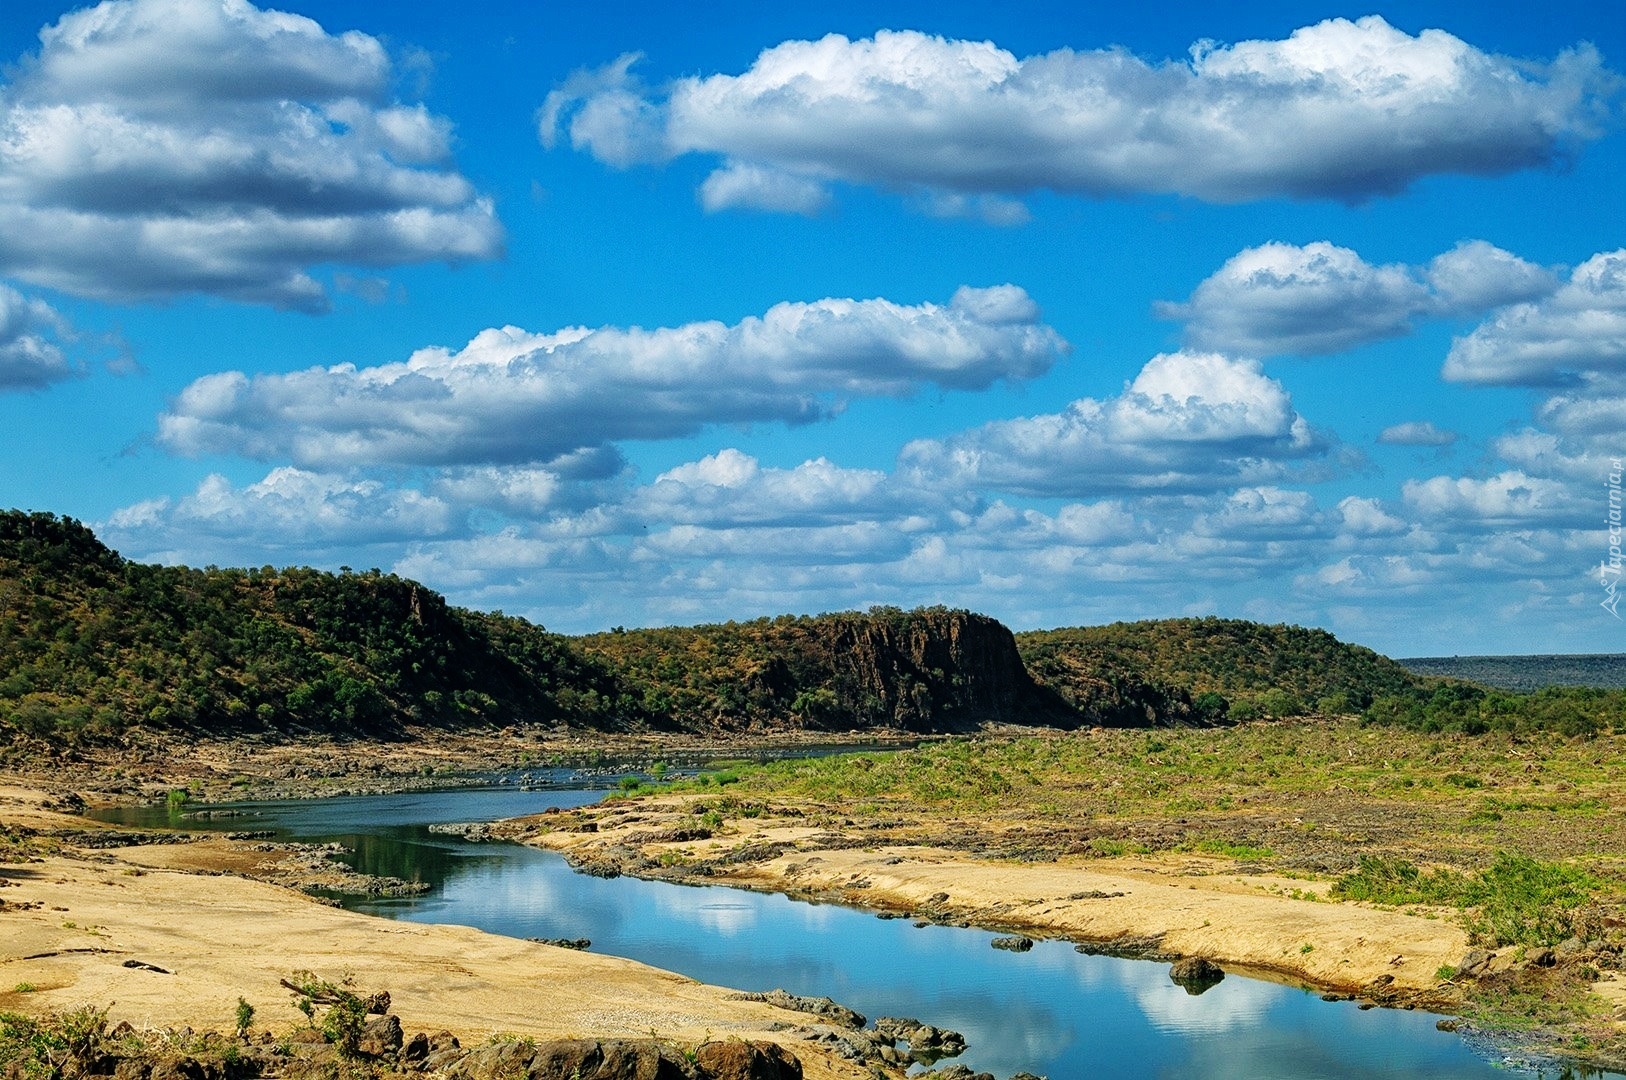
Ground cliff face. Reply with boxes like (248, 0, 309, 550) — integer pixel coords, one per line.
(576, 607, 1066, 733)
(803, 608, 1041, 730)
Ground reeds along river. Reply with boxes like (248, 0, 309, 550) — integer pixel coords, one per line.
(96, 783, 1604, 1080)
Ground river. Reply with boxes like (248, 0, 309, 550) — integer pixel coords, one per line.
(95, 783, 1599, 1079)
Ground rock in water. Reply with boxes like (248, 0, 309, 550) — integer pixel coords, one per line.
(990, 935, 1034, 952)
(1168, 957, 1225, 994)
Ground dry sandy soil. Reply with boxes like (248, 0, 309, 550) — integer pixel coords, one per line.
(509, 795, 1476, 1002)
(5, 724, 1626, 1075)
(0, 784, 870, 1080)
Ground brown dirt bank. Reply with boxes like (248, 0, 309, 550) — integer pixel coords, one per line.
(0, 785, 877, 1080)
(0, 726, 920, 807)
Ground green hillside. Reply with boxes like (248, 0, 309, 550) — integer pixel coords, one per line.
(1016, 617, 1424, 720)
(8, 509, 1608, 743)
(0, 510, 628, 740)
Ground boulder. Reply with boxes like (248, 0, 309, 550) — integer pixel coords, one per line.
(873, 1018, 966, 1060)
(402, 1032, 431, 1064)
(727, 990, 864, 1029)
(1455, 949, 1495, 978)
(692, 1041, 802, 1080)
(358, 1015, 403, 1058)
(1168, 957, 1225, 994)
(990, 936, 1034, 952)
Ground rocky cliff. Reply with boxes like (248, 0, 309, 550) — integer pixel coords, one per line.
(576, 607, 1066, 733)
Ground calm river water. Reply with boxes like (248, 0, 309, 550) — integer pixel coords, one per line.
(96, 784, 1603, 1080)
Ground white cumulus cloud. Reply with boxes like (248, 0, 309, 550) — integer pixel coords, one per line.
(156, 286, 1067, 467)
(542, 18, 1615, 213)
(898, 351, 1324, 497)
(0, 284, 78, 390)
(1444, 250, 1626, 385)
(0, 0, 501, 311)
(104, 467, 456, 549)
(1378, 421, 1459, 447)
(1402, 469, 1590, 527)
(1162, 240, 1558, 357)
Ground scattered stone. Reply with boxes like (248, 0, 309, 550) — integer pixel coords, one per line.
(874, 1017, 966, 1060)
(120, 959, 171, 973)
(728, 989, 865, 1029)
(991, 936, 1034, 952)
(917, 1066, 993, 1080)
(528, 937, 591, 950)
(1455, 949, 1495, 978)
(1074, 934, 1171, 961)
(427, 822, 493, 842)
(1435, 1019, 1459, 1032)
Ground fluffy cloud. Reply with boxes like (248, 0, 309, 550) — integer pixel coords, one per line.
(898, 351, 1324, 496)
(1444, 250, 1626, 385)
(1402, 469, 1591, 527)
(156, 285, 1067, 466)
(1194, 487, 1329, 541)
(0, 0, 500, 311)
(104, 467, 455, 549)
(643, 450, 897, 527)
(0, 284, 77, 390)
(1378, 421, 1458, 447)
(1162, 240, 1557, 356)
(543, 19, 1614, 213)
(1425, 240, 1561, 315)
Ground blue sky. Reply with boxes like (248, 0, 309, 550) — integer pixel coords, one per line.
(0, 0, 1622, 657)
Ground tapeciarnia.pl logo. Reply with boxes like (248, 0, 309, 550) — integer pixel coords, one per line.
(1604, 457, 1623, 618)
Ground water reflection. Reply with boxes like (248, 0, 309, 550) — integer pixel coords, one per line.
(90, 787, 1601, 1080)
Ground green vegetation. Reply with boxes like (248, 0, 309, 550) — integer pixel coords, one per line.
(1363, 682, 1626, 737)
(1018, 617, 1424, 721)
(4, 510, 1617, 743)
(672, 722, 1626, 916)
(285, 971, 371, 1058)
(1334, 853, 1603, 947)
(0, 510, 628, 741)
(0, 1006, 125, 1080)
(575, 606, 1044, 731)
(233, 998, 254, 1039)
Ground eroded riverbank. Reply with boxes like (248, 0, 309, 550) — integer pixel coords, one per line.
(6, 721, 1626, 1077)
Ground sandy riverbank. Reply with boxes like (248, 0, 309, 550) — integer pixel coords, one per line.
(0, 784, 873, 1080)
(505, 793, 1626, 1021)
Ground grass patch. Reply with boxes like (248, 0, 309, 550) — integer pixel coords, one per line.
(1333, 852, 1602, 946)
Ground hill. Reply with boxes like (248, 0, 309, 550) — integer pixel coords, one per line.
(1016, 617, 1424, 720)
(0, 510, 629, 740)
(3, 509, 1488, 741)
(575, 607, 1068, 733)
(1400, 654, 1626, 691)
